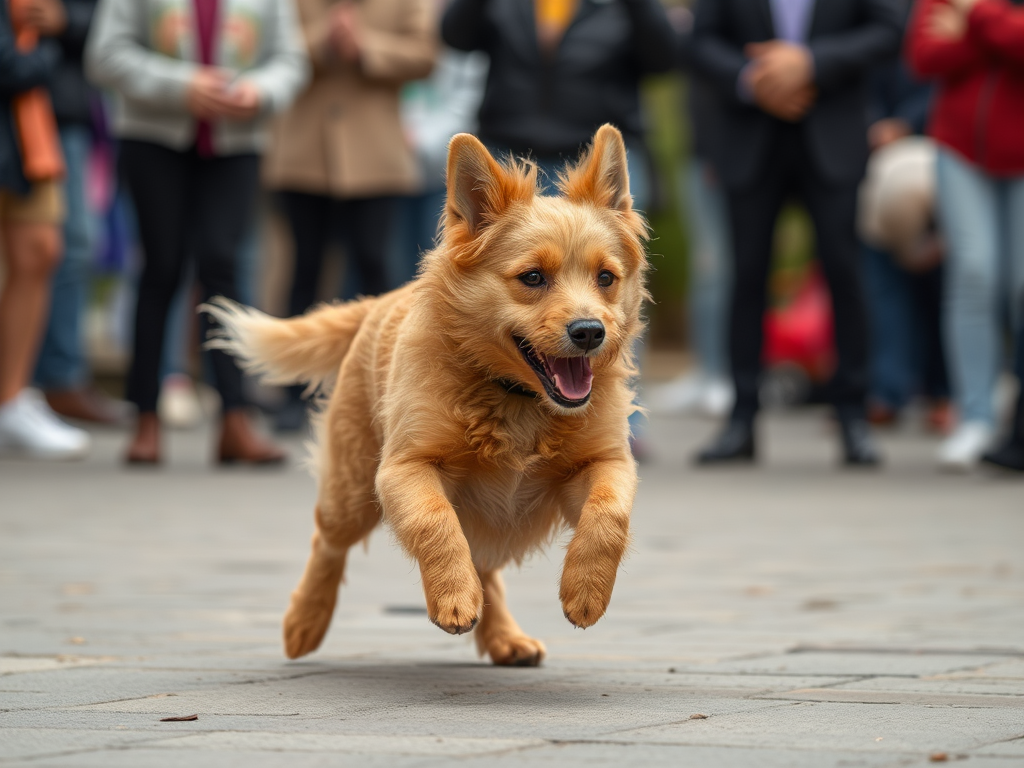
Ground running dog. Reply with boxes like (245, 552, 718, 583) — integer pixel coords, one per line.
(203, 124, 649, 666)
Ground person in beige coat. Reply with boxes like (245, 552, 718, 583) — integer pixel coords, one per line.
(263, 0, 436, 431)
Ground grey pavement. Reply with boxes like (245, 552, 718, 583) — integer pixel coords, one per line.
(2, 407, 1023, 767)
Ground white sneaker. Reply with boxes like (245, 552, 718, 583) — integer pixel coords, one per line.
(937, 421, 993, 472)
(649, 372, 707, 414)
(0, 389, 90, 459)
(699, 377, 735, 419)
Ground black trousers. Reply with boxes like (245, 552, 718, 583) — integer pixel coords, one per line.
(726, 126, 869, 421)
(120, 140, 258, 414)
(277, 190, 395, 316)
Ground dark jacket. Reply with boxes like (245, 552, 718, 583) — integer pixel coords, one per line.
(868, 0, 930, 133)
(441, 0, 675, 157)
(691, 0, 902, 189)
(868, 54, 931, 135)
(678, 29, 720, 163)
(49, 0, 97, 126)
(0, 0, 60, 195)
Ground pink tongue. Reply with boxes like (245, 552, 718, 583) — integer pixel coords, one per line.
(545, 355, 594, 400)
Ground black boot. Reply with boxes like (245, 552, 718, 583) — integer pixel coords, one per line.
(981, 387, 1024, 472)
(838, 413, 882, 467)
(695, 418, 756, 465)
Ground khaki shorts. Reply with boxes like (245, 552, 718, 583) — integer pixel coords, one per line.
(0, 180, 65, 225)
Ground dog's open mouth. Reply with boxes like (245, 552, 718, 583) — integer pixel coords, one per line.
(514, 336, 593, 408)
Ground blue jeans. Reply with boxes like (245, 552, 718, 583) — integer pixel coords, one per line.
(388, 188, 446, 287)
(936, 149, 1024, 425)
(684, 160, 731, 379)
(34, 124, 95, 390)
(863, 245, 948, 410)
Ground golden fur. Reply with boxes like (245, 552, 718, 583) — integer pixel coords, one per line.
(203, 125, 649, 666)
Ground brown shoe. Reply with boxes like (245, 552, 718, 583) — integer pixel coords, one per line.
(218, 410, 287, 465)
(867, 402, 898, 427)
(926, 399, 955, 436)
(126, 412, 162, 465)
(46, 389, 127, 426)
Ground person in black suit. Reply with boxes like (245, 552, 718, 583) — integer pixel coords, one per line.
(690, 0, 902, 466)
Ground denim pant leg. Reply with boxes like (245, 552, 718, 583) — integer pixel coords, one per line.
(34, 125, 94, 390)
(935, 149, 1002, 426)
(684, 160, 731, 379)
(863, 244, 916, 410)
(1005, 175, 1024, 342)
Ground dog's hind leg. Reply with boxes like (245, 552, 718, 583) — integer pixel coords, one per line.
(474, 569, 546, 667)
(283, 397, 381, 660)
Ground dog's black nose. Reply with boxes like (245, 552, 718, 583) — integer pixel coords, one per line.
(567, 319, 605, 352)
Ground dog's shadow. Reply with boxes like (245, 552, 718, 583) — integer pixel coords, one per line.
(280, 658, 595, 715)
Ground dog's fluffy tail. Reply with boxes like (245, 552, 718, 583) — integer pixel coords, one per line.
(201, 297, 373, 392)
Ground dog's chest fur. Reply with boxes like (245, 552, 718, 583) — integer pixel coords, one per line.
(436, 395, 581, 567)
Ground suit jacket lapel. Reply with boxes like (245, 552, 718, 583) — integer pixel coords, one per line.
(806, 0, 823, 38)
(755, 0, 776, 37)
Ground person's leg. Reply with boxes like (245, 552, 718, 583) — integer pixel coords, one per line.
(936, 149, 1001, 428)
(798, 165, 879, 465)
(695, 140, 791, 464)
(279, 190, 333, 317)
(191, 153, 284, 464)
(798, 178, 869, 416)
(912, 262, 953, 432)
(34, 125, 93, 395)
(933, 149, 1003, 468)
(336, 196, 396, 296)
(726, 174, 791, 424)
(1005, 174, 1024, 350)
(863, 244, 915, 416)
(0, 219, 63, 405)
(982, 174, 1024, 470)
(386, 195, 419, 287)
(120, 140, 191, 462)
(686, 160, 732, 383)
(275, 190, 333, 429)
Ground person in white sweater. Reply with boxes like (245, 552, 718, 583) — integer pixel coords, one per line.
(86, 0, 308, 465)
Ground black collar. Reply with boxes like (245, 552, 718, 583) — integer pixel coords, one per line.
(494, 378, 538, 399)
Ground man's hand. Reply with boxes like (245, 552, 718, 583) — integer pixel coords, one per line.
(329, 2, 362, 64)
(756, 82, 817, 122)
(926, 3, 968, 39)
(868, 118, 912, 150)
(745, 41, 816, 122)
(20, 0, 67, 36)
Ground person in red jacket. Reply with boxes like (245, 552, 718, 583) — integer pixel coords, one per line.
(906, 0, 1024, 471)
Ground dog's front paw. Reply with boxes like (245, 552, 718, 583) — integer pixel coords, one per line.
(560, 565, 614, 629)
(283, 589, 336, 659)
(485, 633, 546, 667)
(423, 568, 483, 635)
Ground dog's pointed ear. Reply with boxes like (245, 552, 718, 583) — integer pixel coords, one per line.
(560, 124, 632, 212)
(446, 134, 525, 238)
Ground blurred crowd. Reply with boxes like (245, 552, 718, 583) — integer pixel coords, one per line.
(0, 0, 1021, 474)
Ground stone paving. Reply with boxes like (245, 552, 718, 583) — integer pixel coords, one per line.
(2, 407, 1023, 767)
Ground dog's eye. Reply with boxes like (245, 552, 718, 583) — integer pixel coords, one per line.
(598, 271, 616, 288)
(519, 270, 546, 287)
